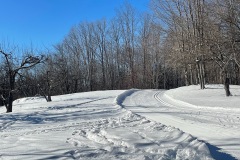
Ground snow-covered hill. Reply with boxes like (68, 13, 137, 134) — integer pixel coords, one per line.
(165, 84, 240, 111)
(0, 90, 212, 159)
(122, 85, 240, 160)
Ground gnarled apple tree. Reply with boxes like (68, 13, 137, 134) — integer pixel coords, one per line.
(0, 49, 44, 112)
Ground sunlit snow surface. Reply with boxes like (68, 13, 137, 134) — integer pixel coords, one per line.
(123, 85, 240, 160)
(0, 90, 212, 159)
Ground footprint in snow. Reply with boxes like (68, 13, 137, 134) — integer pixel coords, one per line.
(72, 131, 78, 135)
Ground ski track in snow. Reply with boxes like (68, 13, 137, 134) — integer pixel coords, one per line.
(0, 90, 213, 160)
(122, 89, 240, 160)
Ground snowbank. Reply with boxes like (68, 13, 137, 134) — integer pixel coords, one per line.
(114, 89, 138, 105)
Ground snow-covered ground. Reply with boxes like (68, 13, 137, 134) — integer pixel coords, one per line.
(0, 90, 212, 160)
(122, 85, 240, 160)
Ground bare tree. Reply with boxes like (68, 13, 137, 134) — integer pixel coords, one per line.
(0, 49, 43, 112)
(117, 2, 138, 88)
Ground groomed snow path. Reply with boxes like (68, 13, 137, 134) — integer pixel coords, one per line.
(122, 89, 240, 160)
(0, 90, 212, 160)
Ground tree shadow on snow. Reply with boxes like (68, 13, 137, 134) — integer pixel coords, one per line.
(1, 149, 76, 160)
(0, 96, 116, 125)
(206, 143, 237, 160)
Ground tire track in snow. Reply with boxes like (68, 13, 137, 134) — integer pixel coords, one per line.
(155, 90, 240, 135)
(156, 90, 240, 129)
(123, 90, 193, 128)
(154, 91, 176, 108)
(152, 90, 240, 160)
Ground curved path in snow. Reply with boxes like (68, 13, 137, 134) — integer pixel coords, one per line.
(122, 90, 240, 160)
(0, 90, 212, 160)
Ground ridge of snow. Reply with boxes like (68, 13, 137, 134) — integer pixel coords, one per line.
(114, 89, 138, 105)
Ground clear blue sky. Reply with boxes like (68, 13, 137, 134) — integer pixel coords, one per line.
(0, 0, 149, 49)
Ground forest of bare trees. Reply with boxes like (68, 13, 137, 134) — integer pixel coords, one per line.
(1, 0, 240, 112)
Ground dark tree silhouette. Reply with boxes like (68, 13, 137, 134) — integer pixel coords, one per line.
(0, 50, 44, 112)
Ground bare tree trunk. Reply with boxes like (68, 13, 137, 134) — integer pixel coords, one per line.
(197, 60, 202, 89)
(6, 72, 16, 112)
(37, 85, 48, 102)
(189, 64, 193, 85)
(196, 56, 205, 89)
(184, 67, 189, 86)
(224, 77, 231, 96)
(6, 92, 13, 112)
(47, 91, 52, 102)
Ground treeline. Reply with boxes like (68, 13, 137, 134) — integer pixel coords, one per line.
(15, 2, 169, 99)
(1, 0, 240, 111)
(152, 0, 240, 90)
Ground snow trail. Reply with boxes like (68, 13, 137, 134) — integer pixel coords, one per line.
(122, 88, 239, 159)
